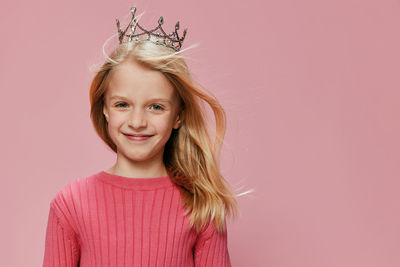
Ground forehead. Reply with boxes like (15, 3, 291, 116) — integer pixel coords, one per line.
(106, 60, 176, 100)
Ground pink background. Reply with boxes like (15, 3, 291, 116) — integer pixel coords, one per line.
(1, 0, 400, 266)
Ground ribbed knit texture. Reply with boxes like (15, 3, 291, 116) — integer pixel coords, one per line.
(42, 171, 232, 267)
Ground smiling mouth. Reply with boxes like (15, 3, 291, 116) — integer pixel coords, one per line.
(124, 133, 153, 141)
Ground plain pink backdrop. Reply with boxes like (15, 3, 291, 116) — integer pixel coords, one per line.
(1, 0, 400, 266)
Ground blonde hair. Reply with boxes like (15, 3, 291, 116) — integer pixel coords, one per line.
(89, 40, 239, 234)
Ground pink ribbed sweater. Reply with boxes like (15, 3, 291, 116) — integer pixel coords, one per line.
(42, 171, 232, 267)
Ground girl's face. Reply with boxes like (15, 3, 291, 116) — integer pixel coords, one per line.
(103, 60, 182, 165)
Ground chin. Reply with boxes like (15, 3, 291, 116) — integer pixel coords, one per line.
(119, 149, 157, 162)
(124, 153, 151, 162)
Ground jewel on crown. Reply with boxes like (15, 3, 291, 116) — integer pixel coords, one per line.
(116, 7, 188, 52)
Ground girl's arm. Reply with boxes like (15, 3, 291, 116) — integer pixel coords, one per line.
(193, 219, 232, 267)
(42, 204, 80, 267)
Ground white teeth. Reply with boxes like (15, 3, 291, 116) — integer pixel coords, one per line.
(126, 134, 151, 140)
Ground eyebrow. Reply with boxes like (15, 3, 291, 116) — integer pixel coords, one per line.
(109, 95, 172, 104)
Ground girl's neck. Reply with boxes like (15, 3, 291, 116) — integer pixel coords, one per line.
(105, 166, 168, 179)
(107, 154, 168, 179)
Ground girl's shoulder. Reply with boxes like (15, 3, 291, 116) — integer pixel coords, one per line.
(48, 172, 99, 232)
(50, 172, 98, 209)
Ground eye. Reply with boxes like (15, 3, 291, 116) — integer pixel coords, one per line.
(150, 104, 164, 111)
(115, 102, 128, 108)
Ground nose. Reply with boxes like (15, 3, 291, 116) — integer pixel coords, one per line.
(128, 108, 147, 129)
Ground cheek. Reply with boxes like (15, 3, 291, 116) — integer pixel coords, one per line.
(107, 115, 125, 130)
(153, 117, 175, 133)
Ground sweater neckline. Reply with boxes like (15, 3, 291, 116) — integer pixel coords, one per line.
(96, 170, 174, 190)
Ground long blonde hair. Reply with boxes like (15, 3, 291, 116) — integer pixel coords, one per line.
(89, 40, 239, 234)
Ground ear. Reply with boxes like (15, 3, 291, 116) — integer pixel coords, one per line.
(173, 110, 184, 130)
(103, 106, 109, 122)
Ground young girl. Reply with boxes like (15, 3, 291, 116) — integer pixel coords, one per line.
(43, 6, 239, 267)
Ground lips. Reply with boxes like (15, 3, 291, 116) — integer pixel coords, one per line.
(124, 133, 153, 141)
(125, 134, 153, 137)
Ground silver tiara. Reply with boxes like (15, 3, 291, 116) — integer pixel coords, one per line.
(116, 7, 188, 51)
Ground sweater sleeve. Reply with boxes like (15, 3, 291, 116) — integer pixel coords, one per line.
(42, 203, 80, 267)
(193, 219, 232, 267)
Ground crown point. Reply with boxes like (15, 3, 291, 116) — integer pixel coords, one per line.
(116, 7, 186, 51)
